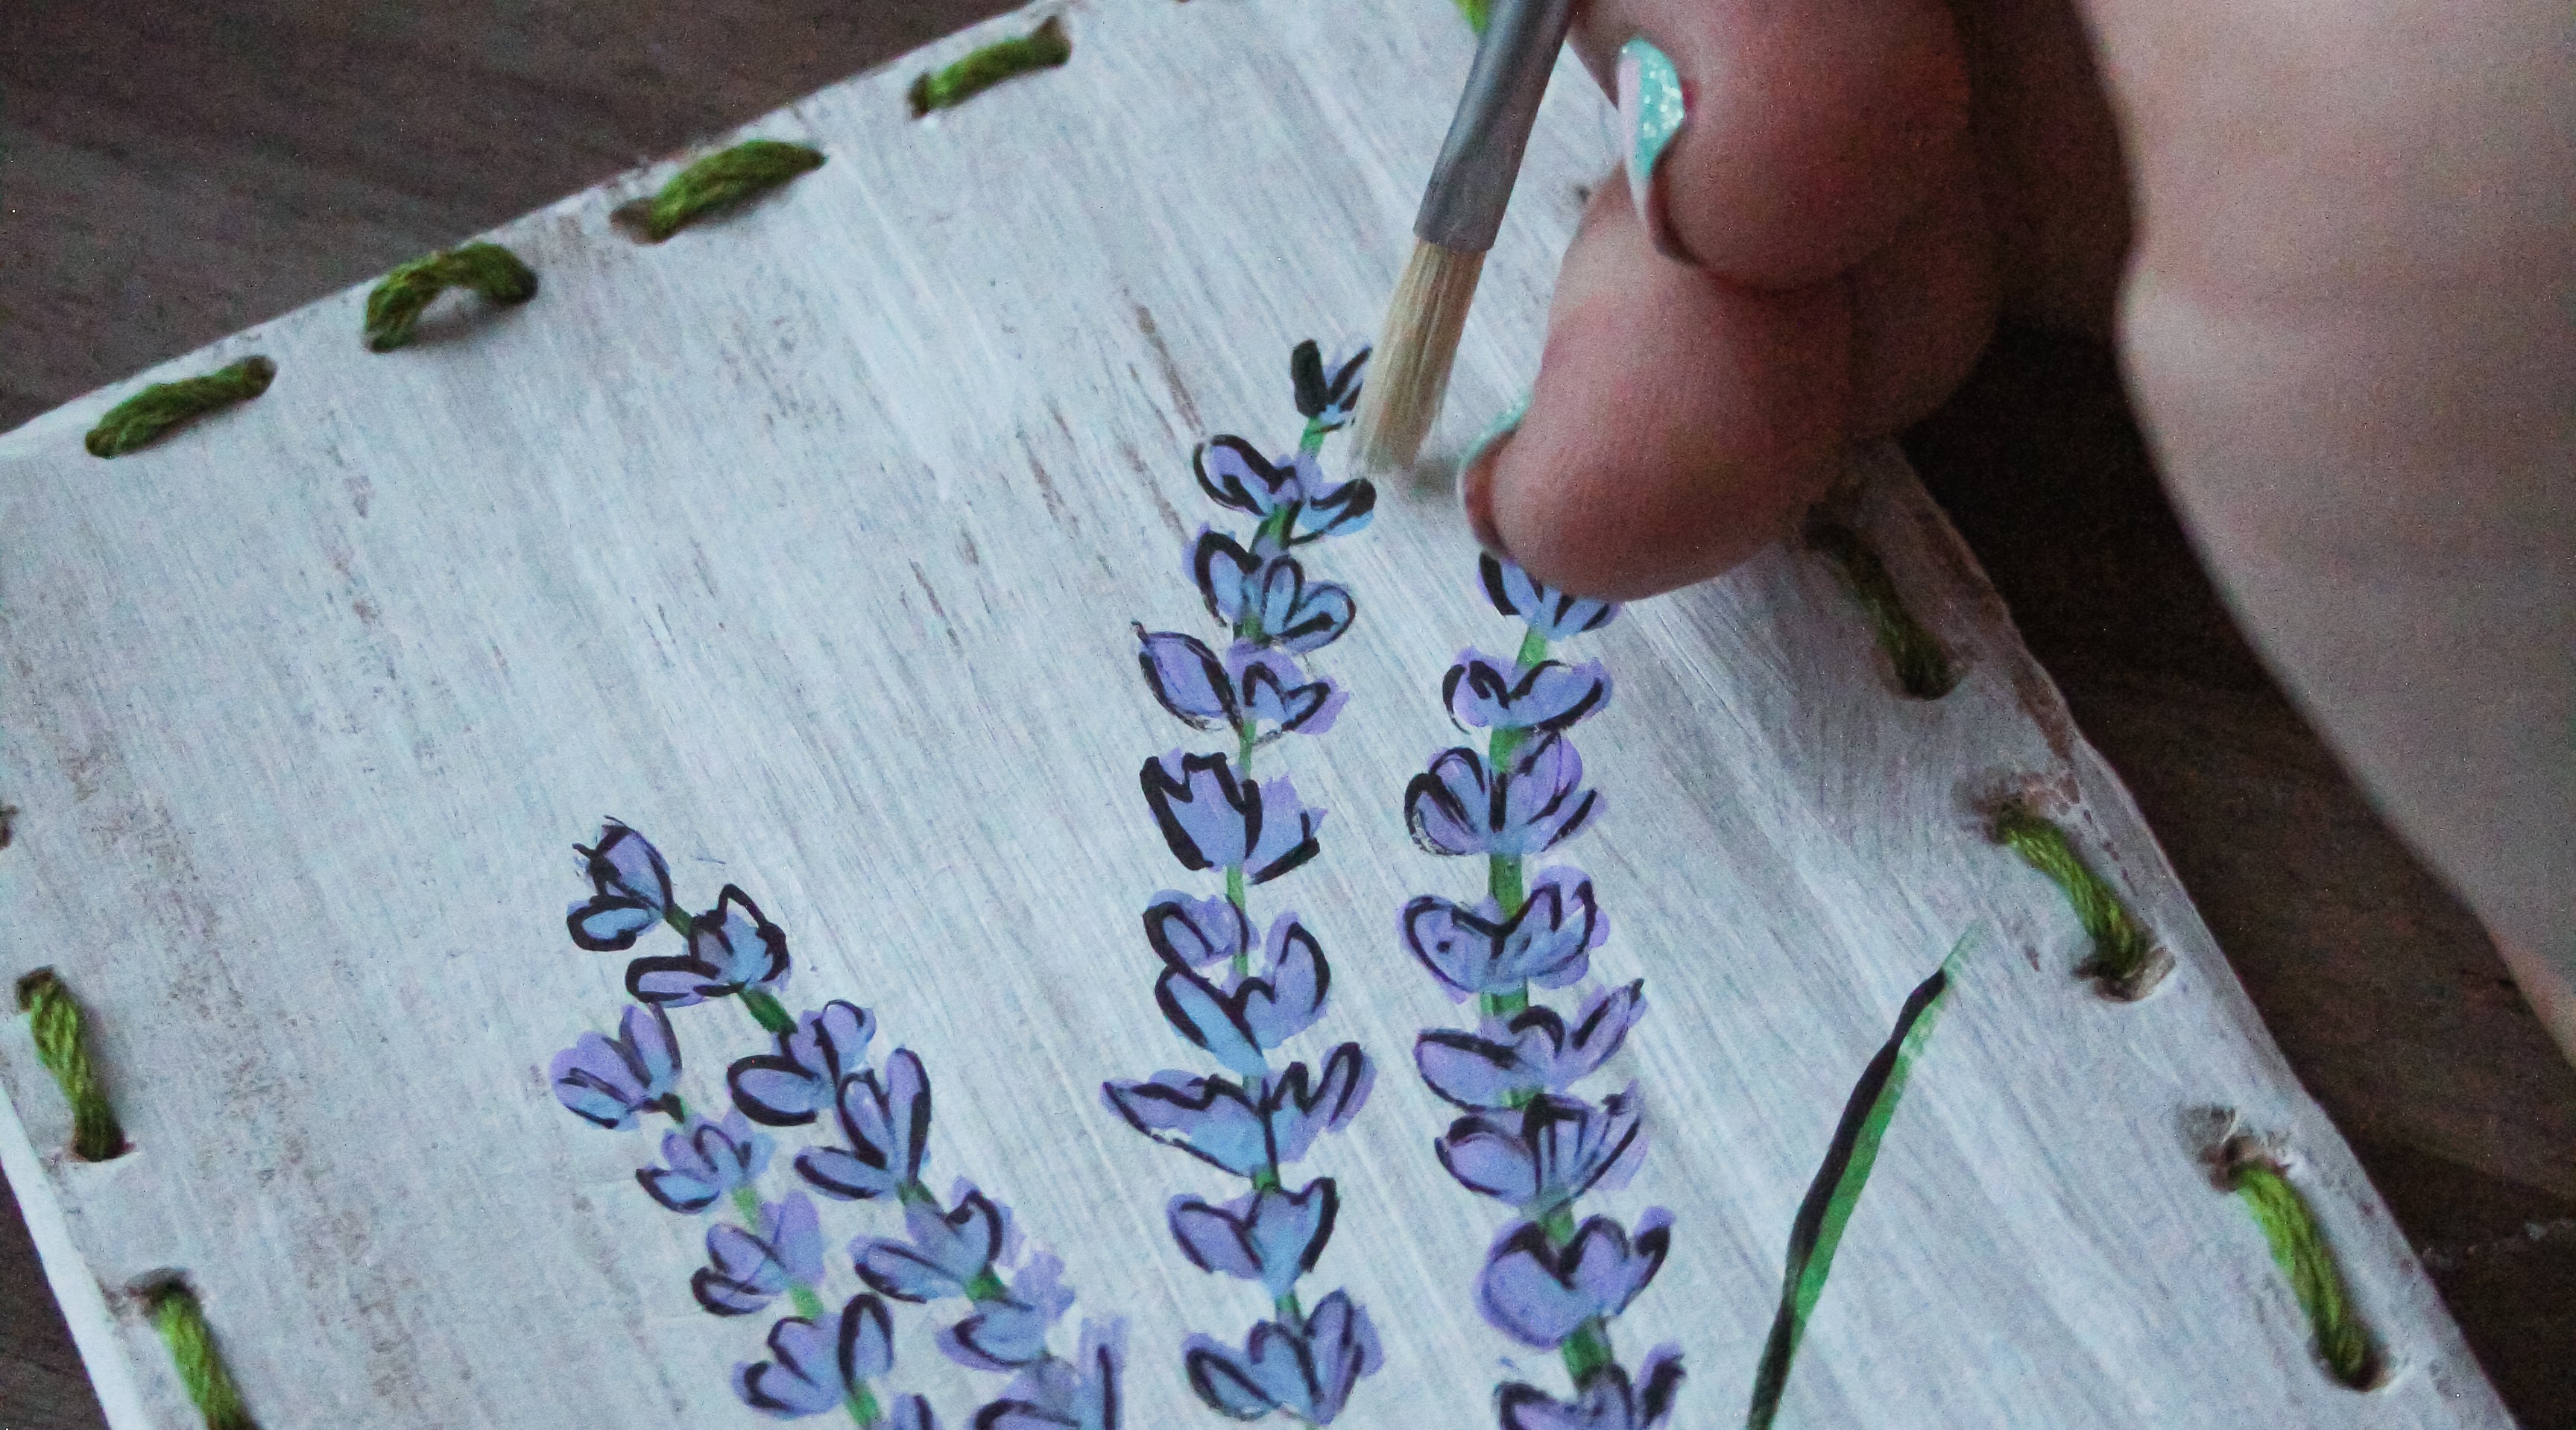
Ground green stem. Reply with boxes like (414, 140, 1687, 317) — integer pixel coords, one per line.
(740, 988, 794, 1035)
(1226, 864, 1250, 978)
(1275, 1290, 1305, 1326)
(964, 1266, 1010, 1303)
(1298, 418, 1329, 455)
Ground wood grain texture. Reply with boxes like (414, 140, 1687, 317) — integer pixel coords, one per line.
(0, 2, 2555, 1430)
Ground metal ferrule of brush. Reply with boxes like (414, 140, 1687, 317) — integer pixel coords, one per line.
(1412, 0, 1580, 253)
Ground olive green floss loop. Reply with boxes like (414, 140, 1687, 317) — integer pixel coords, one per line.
(363, 242, 538, 352)
(613, 139, 827, 244)
(145, 1282, 259, 1430)
(908, 16, 1072, 118)
(1990, 803, 2171, 1000)
(1804, 509, 1956, 699)
(83, 357, 276, 459)
(15, 969, 127, 1161)
(2220, 1139, 2381, 1389)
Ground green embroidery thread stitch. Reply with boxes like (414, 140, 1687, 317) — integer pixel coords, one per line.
(83, 357, 275, 459)
(15, 969, 127, 1161)
(1453, 0, 1492, 34)
(363, 242, 538, 352)
(1990, 802, 2173, 1000)
(144, 1282, 259, 1430)
(612, 139, 827, 244)
(1804, 507, 1957, 699)
(1746, 933, 1968, 1430)
(2218, 1134, 2382, 1389)
(907, 16, 1072, 117)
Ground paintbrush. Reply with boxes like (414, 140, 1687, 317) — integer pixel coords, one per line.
(1348, 0, 1579, 475)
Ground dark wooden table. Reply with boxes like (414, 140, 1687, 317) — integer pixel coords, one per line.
(3, 3, 2569, 1427)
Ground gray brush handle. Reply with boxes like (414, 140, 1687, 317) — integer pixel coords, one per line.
(1412, 0, 1581, 253)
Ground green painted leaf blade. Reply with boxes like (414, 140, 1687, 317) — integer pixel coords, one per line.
(1746, 932, 1971, 1430)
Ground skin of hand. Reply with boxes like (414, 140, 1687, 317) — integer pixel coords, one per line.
(1459, 0, 2575, 1012)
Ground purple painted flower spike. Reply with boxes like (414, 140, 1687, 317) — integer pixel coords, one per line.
(732, 1294, 895, 1419)
(1101, 1071, 1269, 1177)
(1136, 627, 1237, 732)
(1263, 1043, 1374, 1166)
(1497, 1347, 1685, 1430)
(568, 820, 675, 951)
(694, 1194, 825, 1316)
(1444, 651, 1612, 733)
(730, 1001, 876, 1127)
(1480, 554, 1621, 641)
(798, 1048, 930, 1201)
(1183, 1290, 1380, 1423)
(550, 1003, 681, 1130)
(979, 1318, 1125, 1430)
(627, 885, 792, 1006)
(1168, 1179, 1337, 1301)
(1416, 981, 1648, 1109)
(1401, 867, 1606, 1001)
(855, 1187, 1006, 1302)
(1143, 892, 1250, 969)
(640, 1111, 774, 1212)
(1476, 1209, 1673, 1349)
(941, 1252, 1073, 1371)
(1435, 1088, 1646, 1215)
(1139, 752, 1324, 885)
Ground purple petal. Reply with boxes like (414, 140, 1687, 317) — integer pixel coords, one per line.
(1140, 752, 1254, 872)
(1414, 1026, 1544, 1110)
(690, 885, 792, 992)
(1243, 778, 1325, 885)
(1136, 627, 1237, 730)
(1143, 893, 1249, 969)
(1168, 1180, 1337, 1301)
(1302, 1290, 1383, 1423)
(1155, 964, 1269, 1080)
(1237, 916, 1329, 1047)
(1231, 646, 1342, 736)
(1404, 747, 1491, 856)
(1436, 1115, 1541, 1206)
(1102, 1072, 1269, 1176)
(1494, 734, 1600, 858)
(1445, 651, 1612, 732)
(1264, 1043, 1371, 1166)
(1191, 530, 1260, 626)
(569, 822, 673, 951)
(1194, 436, 1298, 516)
(1481, 555, 1620, 641)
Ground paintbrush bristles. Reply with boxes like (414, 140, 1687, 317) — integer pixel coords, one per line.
(1351, 240, 1486, 475)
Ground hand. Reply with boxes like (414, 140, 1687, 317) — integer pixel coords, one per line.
(1459, 0, 2573, 1005)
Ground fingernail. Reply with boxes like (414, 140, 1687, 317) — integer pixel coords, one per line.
(1617, 38, 1685, 246)
(1458, 389, 1530, 554)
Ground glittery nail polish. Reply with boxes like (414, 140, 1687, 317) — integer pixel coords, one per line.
(1616, 38, 1686, 249)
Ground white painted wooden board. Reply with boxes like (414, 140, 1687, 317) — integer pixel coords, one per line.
(0, 0, 2510, 1426)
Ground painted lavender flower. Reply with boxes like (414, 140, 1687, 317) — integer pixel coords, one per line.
(1395, 557, 1684, 1428)
(546, 820, 1119, 1426)
(1104, 341, 1384, 1423)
